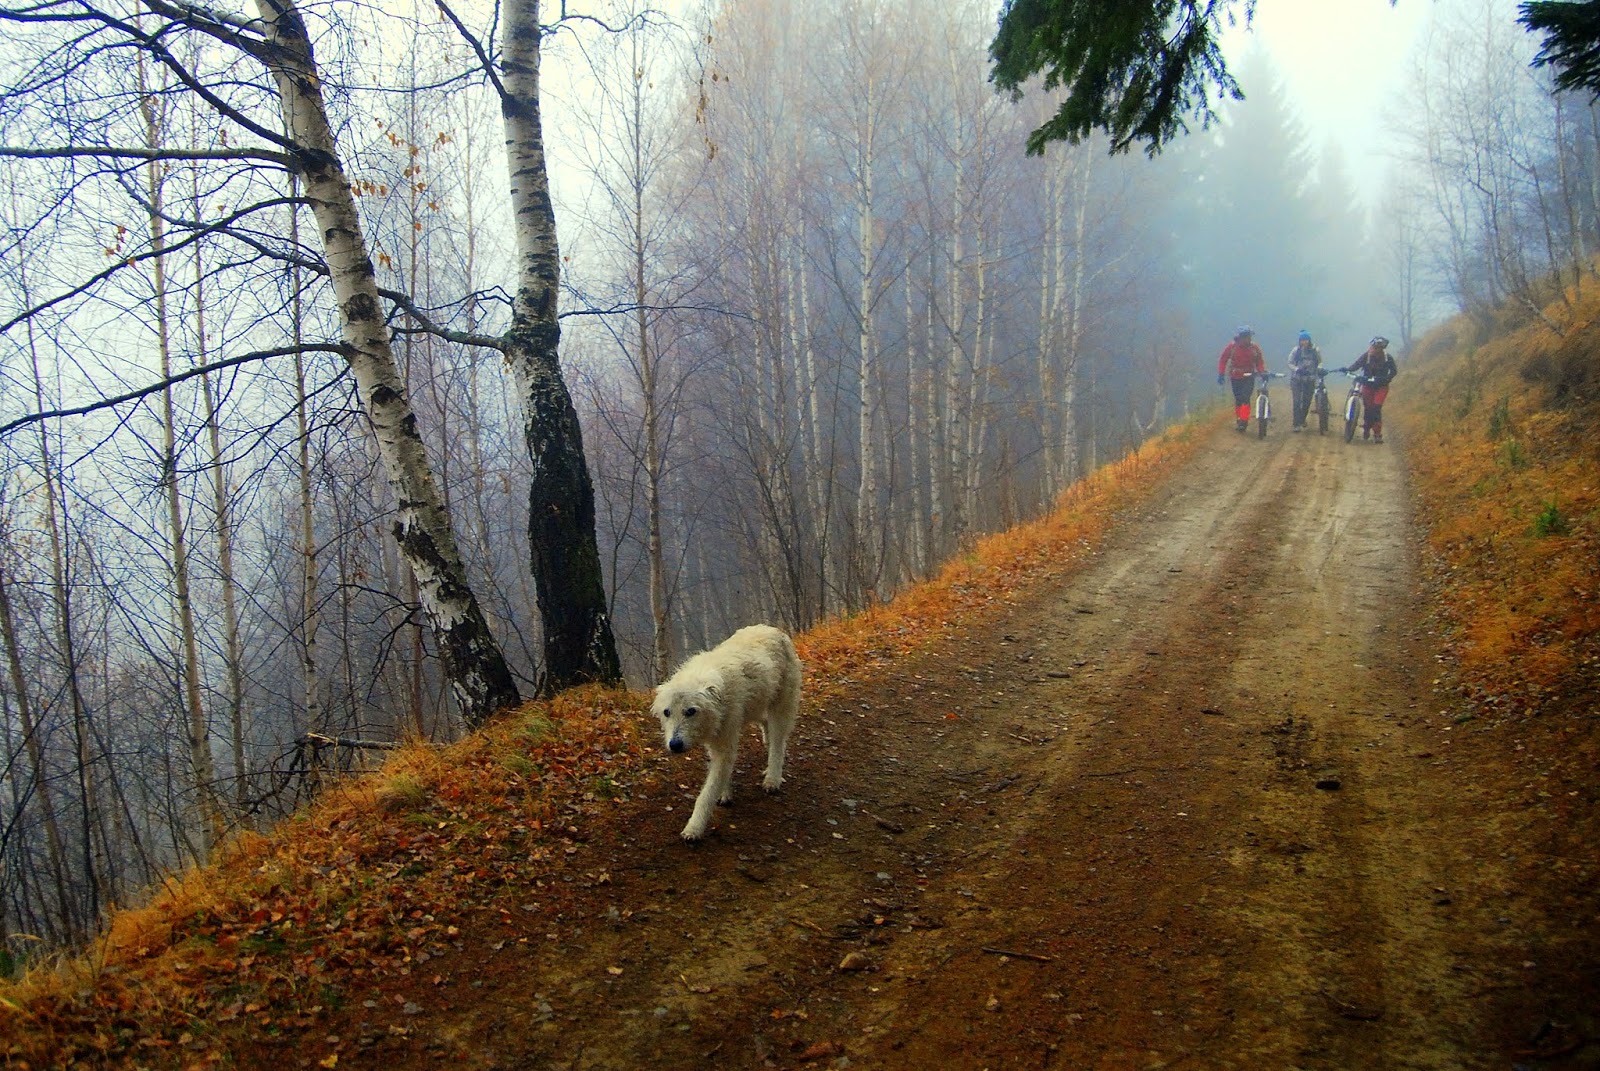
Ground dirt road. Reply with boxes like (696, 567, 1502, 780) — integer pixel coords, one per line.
(306, 422, 1595, 1070)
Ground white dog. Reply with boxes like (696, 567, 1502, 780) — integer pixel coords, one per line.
(651, 624, 802, 841)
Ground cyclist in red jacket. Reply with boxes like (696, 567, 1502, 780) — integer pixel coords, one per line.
(1217, 326, 1267, 433)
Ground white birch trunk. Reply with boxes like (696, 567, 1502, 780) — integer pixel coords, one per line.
(1036, 165, 1060, 498)
(855, 87, 879, 601)
(924, 244, 944, 564)
(963, 230, 990, 526)
(189, 154, 246, 816)
(944, 154, 966, 545)
(905, 262, 925, 581)
(252, 0, 520, 725)
(1060, 149, 1093, 486)
(289, 178, 323, 749)
(140, 83, 221, 855)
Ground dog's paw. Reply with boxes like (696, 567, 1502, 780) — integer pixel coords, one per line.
(762, 777, 783, 794)
(680, 823, 707, 842)
(716, 795, 734, 806)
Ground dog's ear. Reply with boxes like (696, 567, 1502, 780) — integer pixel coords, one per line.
(704, 683, 723, 703)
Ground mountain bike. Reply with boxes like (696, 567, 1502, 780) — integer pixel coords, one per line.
(1311, 369, 1332, 435)
(1342, 373, 1370, 443)
(1254, 372, 1282, 439)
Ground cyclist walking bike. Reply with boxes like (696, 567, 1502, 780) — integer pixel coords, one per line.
(1217, 326, 1267, 434)
(1336, 337, 1398, 443)
(1286, 329, 1323, 432)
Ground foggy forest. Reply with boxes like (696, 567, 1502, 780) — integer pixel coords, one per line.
(0, 0, 1594, 956)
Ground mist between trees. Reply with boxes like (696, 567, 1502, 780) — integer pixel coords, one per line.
(0, 0, 1593, 960)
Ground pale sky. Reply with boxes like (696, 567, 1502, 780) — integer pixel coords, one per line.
(1224, 0, 1435, 198)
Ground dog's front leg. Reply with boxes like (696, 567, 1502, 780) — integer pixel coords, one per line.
(682, 745, 732, 841)
(713, 733, 740, 805)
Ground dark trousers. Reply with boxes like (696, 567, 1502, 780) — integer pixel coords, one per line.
(1290, 376, 1315, 426)
(1229, 376, 1254, 421)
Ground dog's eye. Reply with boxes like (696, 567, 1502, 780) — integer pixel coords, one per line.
(684, 707, 698, 718)
(658, 709, 670, 719)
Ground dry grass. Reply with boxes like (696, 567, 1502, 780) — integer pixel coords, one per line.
(0, 415, 1211, 1066)
(1397, 286, 1600, 711)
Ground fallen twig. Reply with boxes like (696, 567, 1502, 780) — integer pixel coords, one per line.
(789, 917, 848, 939)
(1316, 989, 1382, 1021)
(981, 946, 1054, 963)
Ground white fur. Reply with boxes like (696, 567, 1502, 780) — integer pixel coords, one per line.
(651, 624, 802, 841)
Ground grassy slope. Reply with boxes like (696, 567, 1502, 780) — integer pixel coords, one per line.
(1396, 292, 1599, 711)
(0, 417, 1215, 1069)
(1394, 288, 1600, 1048)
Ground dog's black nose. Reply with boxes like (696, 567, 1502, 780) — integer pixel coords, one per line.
(668, 738, 686, 754)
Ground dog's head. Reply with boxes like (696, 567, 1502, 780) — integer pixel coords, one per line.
(651, 680, 722, 754)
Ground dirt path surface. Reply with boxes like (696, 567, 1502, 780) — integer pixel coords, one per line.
(278, 423, 1596, 1070)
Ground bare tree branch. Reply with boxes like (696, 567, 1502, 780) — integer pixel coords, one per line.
(0, 343, 351, 438)
(0, 144, 291, 166)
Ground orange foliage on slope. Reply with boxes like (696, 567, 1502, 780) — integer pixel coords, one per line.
(0, 416, 1211, 1068)
(1397, 296, 1600, 710)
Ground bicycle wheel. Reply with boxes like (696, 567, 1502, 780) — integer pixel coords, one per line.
(1343, 397, 1360, 443)
(1316, 394, 1329, 434)
(1256, 394, 1269, 439)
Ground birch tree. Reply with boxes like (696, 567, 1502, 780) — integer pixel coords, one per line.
(0, 0, 522, 727)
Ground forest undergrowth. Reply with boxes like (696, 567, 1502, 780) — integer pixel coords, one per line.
(1398, 286, 1599, 717)
(0, 418, 1214, 1068)
(1395, 284, 1600, 1038)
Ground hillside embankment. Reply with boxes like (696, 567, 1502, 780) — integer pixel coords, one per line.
(3, 298, 1598, 1070)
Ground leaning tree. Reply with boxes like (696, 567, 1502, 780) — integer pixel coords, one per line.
(0, 0, 522, 728)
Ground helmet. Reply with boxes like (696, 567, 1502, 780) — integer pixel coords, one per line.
(1298, 330, 1311, 341)
(1236, 325, 1253, 338)
(1369, 336, 1389, 349)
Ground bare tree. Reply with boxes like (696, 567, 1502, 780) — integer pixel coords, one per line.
(0, 0, 522, 727)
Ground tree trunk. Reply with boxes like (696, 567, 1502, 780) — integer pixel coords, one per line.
(0, 532, 77, 942)
(500, 0, 622, 694)
(32, 353, 104, 924)
(627, 30, 672, 683)
(905, 261, 925, 581)
(855, 83, 879, 602)
(5, 191, 90, 939)
(177, 89, 249, 820)
(252, 0, 520, 727)
(794, 239, 831, 620)
(944, 150, 967, 546)
(143, 99, 222, 852)
(290, 177, 325, 753)
(1036, 163, 1059, 499)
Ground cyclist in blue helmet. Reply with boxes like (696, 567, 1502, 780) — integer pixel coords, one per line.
(1286, 329, 1323, 432)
